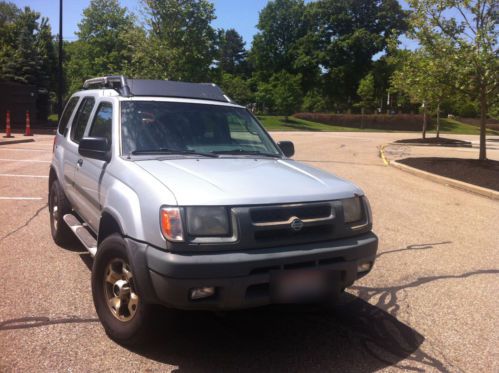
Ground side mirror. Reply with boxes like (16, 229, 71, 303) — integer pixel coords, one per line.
(278, 141, 295, 158)
(79, 137, 111, 162)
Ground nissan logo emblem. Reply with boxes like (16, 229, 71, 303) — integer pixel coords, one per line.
(290, 218, 304, 231)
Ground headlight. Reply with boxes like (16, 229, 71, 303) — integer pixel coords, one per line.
(362, 196, 372, 224)
(160, 207, 184, 241)
(186, 207, 230, 236)
(342, 196, 363, 223)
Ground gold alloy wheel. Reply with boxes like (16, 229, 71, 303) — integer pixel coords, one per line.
(103, 258, 139, 322)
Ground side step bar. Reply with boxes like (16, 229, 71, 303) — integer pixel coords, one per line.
(63, 214, 97, 257)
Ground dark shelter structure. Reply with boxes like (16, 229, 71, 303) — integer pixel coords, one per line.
(0, 81, 38, 129)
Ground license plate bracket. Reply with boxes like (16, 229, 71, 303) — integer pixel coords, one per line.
(271, 269, 339, 303)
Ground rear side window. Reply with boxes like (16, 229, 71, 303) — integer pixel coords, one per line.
(57, 97, 79, 135)
(71, 97, 95, 143)
(89, 102, 113, 142)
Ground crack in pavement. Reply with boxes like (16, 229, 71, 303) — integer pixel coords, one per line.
(0, 203, 48, 243)
(0, 316, 99, 331)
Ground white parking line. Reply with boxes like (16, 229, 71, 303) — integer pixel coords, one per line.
(0, 197, 43, 200)
(0, 158, 51, 163)
(0, 174, 48, 178)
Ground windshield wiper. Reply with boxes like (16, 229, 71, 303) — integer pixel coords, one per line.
(130, 148, 219, 158)
(214, 149, 281, 158)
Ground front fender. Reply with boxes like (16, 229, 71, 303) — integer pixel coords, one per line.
(102, 181, 144, 240)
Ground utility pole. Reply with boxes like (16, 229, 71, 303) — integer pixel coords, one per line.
(57, 0, 63, 118)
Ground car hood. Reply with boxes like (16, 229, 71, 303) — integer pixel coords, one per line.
(135, 158, 363, 206)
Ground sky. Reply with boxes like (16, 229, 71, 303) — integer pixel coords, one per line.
(11, 0, 416, 50)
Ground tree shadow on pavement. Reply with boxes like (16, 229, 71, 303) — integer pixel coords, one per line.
(129, 268, 499, 373)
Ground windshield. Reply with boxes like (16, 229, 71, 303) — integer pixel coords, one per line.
(120, 101, 281, 157)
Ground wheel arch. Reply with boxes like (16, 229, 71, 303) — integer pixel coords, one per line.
(98, 209, 125, 246)
(49, 165, 58, 189)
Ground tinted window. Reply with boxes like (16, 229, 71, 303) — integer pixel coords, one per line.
(89, 102, 113, 142)
(71, 97, 95, 143)
(121, 101, 279, 156)
(57, 97, 79, 135)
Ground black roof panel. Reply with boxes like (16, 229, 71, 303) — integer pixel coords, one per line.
(127, 79, 229, 102)
(82, 76, 232, 103)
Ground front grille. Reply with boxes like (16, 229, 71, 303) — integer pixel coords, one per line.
(250, 204, 332, 223)
(253, 224, 333, 241)
(249, 202, 336, 245)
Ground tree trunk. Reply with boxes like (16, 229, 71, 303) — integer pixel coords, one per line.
(479, 89, 487, 161)
(361, 107, 365, 129)
(436, 102, 440, 138)
(422, 104, 427, 139)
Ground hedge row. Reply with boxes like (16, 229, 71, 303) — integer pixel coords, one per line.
(294, 113, 428, 131)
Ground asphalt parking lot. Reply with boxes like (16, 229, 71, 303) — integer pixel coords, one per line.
(0, 132, 498, 372)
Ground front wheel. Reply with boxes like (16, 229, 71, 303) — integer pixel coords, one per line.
(91, 234, 151, 346)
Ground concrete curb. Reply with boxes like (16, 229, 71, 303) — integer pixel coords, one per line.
(379, 144, 390, 166)
(389, 141, 472, 148)
(391, 160, 499, 201)
(0, 138, 35, 146)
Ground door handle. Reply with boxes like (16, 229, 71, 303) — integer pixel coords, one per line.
(77, 159, 83, 167)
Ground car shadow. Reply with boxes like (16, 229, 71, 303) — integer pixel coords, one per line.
(73, 241, 473, 372)
(128, 294, 426, 372)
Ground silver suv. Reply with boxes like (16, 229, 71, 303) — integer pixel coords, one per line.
(49, 76, 378, 345)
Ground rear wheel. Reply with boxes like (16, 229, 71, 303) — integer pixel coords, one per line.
(92, 234, 151, 346)
(49, 180, 73, 245)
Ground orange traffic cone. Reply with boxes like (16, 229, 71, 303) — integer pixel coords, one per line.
(4, 111, 12, 138)
(24, 110, 32, 136)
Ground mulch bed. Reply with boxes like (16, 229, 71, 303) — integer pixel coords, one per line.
(398, 157, 499, 192)
(394, 137, 472, 147)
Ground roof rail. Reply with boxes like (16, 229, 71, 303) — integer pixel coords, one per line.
(82, 75, 131, 96)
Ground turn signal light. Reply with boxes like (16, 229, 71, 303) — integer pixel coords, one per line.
(160, 207, 184, 241)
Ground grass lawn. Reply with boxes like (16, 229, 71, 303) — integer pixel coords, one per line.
(258, 115, 499, 135)
(431, 118, 499, 135)
(258, 116, 379, 132)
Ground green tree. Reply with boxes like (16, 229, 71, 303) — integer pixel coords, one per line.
(407, 0, 498, 159)
(357, 73, 377, 113)
(217, 28, 247, 75)
(306, 0, 408, 107)
(257, 71, 302, 120)
(219, 73, 253, 105)
(250, 0, 307, 77)
(4, 6, 40, 84)
(35, 17, 56, 119)
(0, 3, 57, 119)
(0, 1, 19, 41)
(144, 0, 217, 82)
(391, 48, 453, 138)
(65, 0, 137, 93)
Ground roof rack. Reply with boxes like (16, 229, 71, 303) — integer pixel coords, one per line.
(82, 76, 232, 103)
(83, 76, 131, 96)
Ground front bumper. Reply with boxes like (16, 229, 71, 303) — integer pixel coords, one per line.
(126, 232, 378, 310)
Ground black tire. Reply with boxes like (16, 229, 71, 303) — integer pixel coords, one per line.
(49, 180, 74, 245)
(92, 233, 151, 346)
